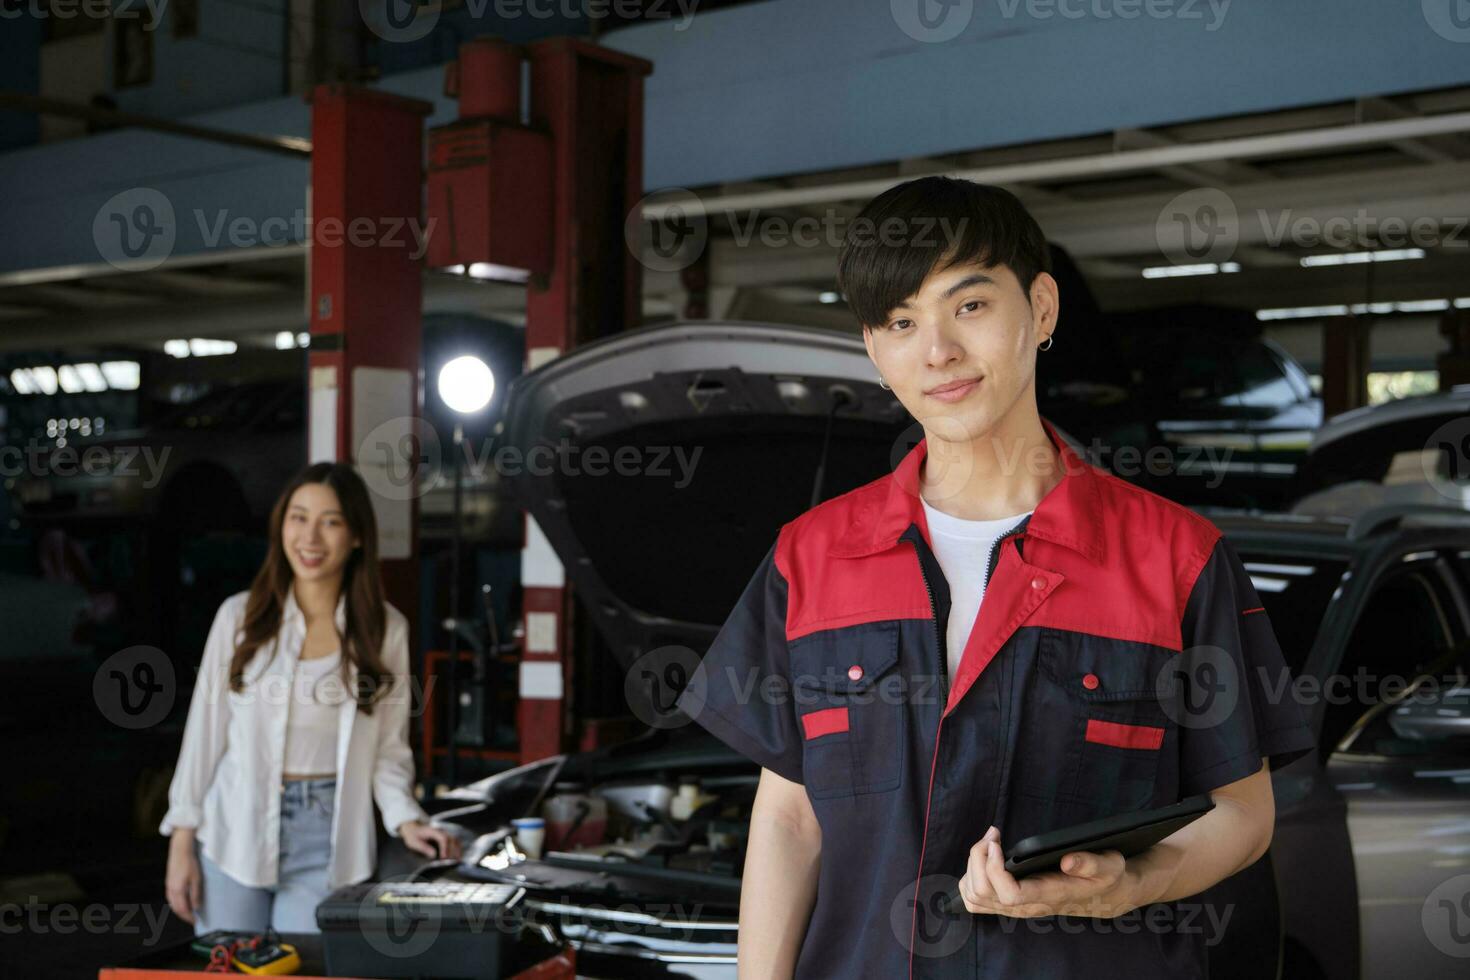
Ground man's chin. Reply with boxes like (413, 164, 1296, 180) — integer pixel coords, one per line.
(919, 409, 993, 445)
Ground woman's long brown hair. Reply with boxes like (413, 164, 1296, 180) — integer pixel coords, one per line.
(227, 462, 393, 715)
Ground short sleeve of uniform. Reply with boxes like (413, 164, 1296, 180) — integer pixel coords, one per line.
(1176, 535, 1317, 797)
(674, 537, 804, 785)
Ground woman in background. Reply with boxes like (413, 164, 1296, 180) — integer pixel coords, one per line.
(161, 461, 460, 933)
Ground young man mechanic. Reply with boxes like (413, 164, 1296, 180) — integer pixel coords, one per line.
(674, 177, 1316, 979)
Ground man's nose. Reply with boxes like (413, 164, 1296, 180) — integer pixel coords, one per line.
(925, 320, 965, 365)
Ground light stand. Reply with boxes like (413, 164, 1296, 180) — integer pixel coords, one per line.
(436, 355, 494, 788)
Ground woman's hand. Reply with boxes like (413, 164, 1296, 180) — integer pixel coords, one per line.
(957, 825, 1139, 919)
(165, 833, 203, 925)
(398, 820, 463, 861)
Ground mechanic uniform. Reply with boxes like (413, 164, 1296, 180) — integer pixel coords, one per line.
(674, 417, 1316, 979)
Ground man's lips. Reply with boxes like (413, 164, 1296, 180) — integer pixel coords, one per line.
(924, 377, 983, 396)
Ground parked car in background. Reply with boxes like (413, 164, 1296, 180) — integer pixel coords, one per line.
(1290, 384, 1470, 515)
(1112, 305, 1323, 510)
(384, 322, 1467, 979)
(10, 379, 304, 533)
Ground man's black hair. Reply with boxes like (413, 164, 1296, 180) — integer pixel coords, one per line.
(835, 176, 1052, 330)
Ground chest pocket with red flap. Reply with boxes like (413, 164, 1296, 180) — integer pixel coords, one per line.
(788, 620, 906, 801)
(1013, 629, 1176, 832)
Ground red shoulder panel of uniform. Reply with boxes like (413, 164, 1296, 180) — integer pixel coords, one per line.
(774, 476, 933, 642)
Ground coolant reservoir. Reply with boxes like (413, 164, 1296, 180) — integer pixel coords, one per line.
(542, 783, 608, 851)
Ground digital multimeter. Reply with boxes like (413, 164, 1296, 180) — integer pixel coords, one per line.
(233, 939, 302, 975)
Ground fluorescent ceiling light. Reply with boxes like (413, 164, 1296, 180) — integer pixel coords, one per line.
(1141, 262, 1239, 279)
(101, 362, 140, 390)
(1299, 248, 1425, 267)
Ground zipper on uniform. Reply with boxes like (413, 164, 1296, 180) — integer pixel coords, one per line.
(983, 516, 1031, 590)
(901, 525, 949, 711)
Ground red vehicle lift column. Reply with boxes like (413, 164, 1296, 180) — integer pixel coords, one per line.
(520, 40, 652, 763)
(306, 85, 433, 624)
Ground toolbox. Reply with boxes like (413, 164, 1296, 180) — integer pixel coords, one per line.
(315, 880, 528, 980)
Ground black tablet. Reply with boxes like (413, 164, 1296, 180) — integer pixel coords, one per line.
(1002, 794, 1215, 879)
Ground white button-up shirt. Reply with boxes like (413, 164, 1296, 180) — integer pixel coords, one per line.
(159, 588, 429, 889)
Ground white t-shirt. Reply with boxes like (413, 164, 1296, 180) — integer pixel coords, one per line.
(285, 650, 343, 774)
(919, 497, 1033, 686)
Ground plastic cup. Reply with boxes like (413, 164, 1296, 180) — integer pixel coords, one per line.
(511, 817, 545, 859)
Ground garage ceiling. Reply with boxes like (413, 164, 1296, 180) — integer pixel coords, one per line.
(3, 86, 1469, 350)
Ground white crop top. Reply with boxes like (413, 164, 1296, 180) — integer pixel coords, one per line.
(284, 650, 343, 774)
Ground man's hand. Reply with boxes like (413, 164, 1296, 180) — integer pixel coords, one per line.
(956, 825, 1141, 919)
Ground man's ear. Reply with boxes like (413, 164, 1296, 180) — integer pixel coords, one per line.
(861, 322, 877, 365)
(1030, 271, 1061, 340)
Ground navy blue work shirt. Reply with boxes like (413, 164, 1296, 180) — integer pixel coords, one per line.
(676, 419, 1316, 979)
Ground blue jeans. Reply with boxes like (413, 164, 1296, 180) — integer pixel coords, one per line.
(193, 777, 335, 935)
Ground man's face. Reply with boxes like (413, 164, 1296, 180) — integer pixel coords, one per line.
(862, 260, 1058, 446)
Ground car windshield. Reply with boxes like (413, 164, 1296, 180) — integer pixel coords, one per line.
(1234, 547, 1348, 676)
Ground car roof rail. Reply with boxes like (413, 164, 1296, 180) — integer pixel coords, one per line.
(1347, 503, 1470, 541)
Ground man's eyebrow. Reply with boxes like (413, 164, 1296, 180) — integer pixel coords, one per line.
(941, 273, 997, 299)
(891, 273, 998, 310)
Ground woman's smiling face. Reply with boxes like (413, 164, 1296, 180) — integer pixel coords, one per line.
(282, 481, 360, 584)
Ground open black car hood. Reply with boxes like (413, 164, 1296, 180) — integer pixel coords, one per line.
(500, 321, 914, 672)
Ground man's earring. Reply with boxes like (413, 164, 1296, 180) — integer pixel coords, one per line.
(878, 376, 891, 390)
(1038, 335, 1054, 352)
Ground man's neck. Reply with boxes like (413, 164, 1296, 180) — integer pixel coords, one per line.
(919, 412, 1063, 522)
